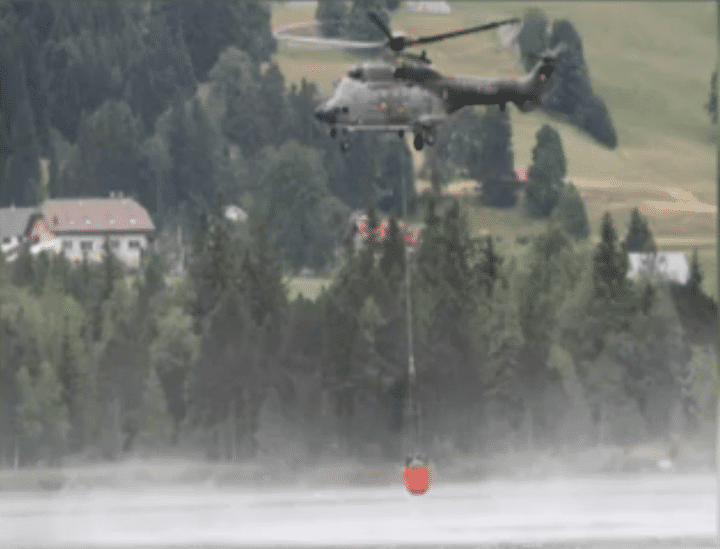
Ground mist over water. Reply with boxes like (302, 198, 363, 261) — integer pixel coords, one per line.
(1, 474, 714, 549)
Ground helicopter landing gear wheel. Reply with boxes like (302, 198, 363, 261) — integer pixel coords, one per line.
(413, 133, 424, 151)
(330, 128, 337, 138)
(398, 130, 405, 138)
(340, 141, 350, 152)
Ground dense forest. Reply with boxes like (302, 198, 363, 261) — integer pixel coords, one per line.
(0, 0, 715, 468)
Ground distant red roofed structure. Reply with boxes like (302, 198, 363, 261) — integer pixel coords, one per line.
(355, 216, 422, 249)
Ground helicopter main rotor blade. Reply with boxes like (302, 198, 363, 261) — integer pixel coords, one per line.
(274, 31, 385, 50)
(404, 17, 521, 47)
(367, 11, 394, 41)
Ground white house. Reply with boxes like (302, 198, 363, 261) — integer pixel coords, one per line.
(627, 252, 690, 285)
(28, 195, 155, 269)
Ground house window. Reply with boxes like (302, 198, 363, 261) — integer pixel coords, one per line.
(80, 241, 93, 252)
(62, 240, 73, 251)
(128, 240, 141, 249)
(110, 239, 120, 250)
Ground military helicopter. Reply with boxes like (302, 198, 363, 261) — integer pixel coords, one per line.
(280, 12, 565, 152)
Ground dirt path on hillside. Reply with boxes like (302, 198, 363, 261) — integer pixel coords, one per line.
(574, 179, 716, 214)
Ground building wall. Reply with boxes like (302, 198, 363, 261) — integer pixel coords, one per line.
(29, 217, 54, 243)
(57, 233, 150, 268)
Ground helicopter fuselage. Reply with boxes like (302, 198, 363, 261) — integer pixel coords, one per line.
(316, 64, 447, 134)
(315, 55, 555, 151)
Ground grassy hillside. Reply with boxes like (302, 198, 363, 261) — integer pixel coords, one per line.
(271, 2, 718, 298)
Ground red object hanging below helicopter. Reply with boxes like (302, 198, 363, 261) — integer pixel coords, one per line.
(403, 455, 432, 495)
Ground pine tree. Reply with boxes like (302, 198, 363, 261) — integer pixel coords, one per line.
(592, 212, 629, 300)
(90, 235, 122, 341)
(101, 235, 121, 303)
(15, 361, 69, 463)
(544, 20, 617, 149)
(475, 107, 515, 208)
(379, 215, 405, 287)
(554, 182, 590, 239)
(525, 125, 566, 217)
(260, 63, 289, 147)
(624, 207, 656, 253)
(217, 48, 269, 158)
(435, 108, 483, 181)
(174, 0, 275, 82)
(365, 200, 381, 255)
(376, 136, 414, 213)
(242, 214, 288, 329)
(142, 252, 165, 299)
(57, 315, 80, 450)
(150, 306, 200, 444)
(12, 244, 34, 288)
(166, 92, 217, 212)
(706, 71, 718, 124)
(687, 247, 704, 297)
(475, 235, 504, 298)
(518, 8, 549, 72)
(139, 366, 174, 446)
(32, 251, 50, 296)
(316, 0, 348, 38)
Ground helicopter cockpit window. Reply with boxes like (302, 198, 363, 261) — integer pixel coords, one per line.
(348, 68, 363, 80)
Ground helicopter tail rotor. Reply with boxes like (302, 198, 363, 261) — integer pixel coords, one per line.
(515, 43, 568, 112)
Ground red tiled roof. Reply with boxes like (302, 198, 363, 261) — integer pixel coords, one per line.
(41, 198, 155, 234)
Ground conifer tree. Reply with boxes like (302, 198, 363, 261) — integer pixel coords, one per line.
(554, 182, 590, 239)
(57, 315, 80, 448)
(475, 235, 504, 298)
(687, 247, 704, 297)
(593, 212, 629, 300)
(365, 201, 381, 255)
(475, 107, 515, 208)
(525, 125, 566, 217)
(139, 366, 174, 446)
(624, 207, 656, 253)
(379, 215, 405, 288)
(12, 244, 34, 288)
(518, 8, 549, 72)
(706, 71, 718, 124)
(316, 0, 348, 38)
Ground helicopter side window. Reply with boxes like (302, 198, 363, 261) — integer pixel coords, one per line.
(348, 68, 363, 80)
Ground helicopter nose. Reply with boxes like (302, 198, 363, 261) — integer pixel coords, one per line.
(314, 107, 340, 124)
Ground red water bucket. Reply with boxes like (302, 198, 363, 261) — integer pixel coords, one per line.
(403, 466, 432, 495)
